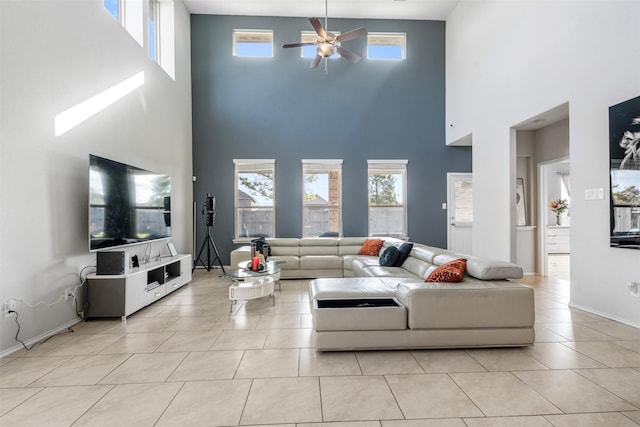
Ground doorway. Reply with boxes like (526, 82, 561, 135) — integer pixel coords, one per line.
(538, 158, 571, 279)
(447, 173, 473, 253)
(513, 103, 570, 281)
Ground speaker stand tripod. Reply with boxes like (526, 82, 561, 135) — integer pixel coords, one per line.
(193, 225, 226, 273)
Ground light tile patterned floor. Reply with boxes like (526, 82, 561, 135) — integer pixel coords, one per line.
(1, 271, 639, 426)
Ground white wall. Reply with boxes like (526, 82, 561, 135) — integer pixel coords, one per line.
(0, 0, 193, 354)
(447, 1, 640, 326)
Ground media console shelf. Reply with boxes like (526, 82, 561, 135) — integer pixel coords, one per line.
(85, 254, 192, 320)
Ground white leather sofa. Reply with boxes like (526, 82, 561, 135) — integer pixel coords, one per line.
(230, 237, 535, 350)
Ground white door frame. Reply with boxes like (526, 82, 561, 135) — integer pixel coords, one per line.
(447, 172, 473, 252)
(537, 157, 569, 276)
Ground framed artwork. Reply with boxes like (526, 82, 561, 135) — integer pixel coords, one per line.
(516, 178, 527, 226)
(167, 242, 178, 257)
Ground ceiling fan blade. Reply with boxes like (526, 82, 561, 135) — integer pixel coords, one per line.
(283, 42, 316, 48)
(337, 46, 361, 63)
(309, 54, 323, 69)
(336, 27, 367, 43)
(309, 17, 326, 38)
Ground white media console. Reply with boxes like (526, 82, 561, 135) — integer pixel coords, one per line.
(85, 254, 192, 320)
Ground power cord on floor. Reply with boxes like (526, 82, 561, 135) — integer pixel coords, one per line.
(6, 264, 95, 351)
(8, 310, 74, 351)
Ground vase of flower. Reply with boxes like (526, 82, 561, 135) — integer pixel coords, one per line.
(549, 198, 569, 226)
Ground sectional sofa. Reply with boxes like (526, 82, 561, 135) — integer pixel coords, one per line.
(230, 237, 535, 350)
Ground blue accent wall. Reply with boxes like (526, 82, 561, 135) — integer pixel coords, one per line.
(191, 15, 471, 263)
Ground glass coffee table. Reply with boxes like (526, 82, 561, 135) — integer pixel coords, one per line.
(225, 261, 284, 311)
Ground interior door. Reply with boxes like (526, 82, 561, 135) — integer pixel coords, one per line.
(447, 173, 473, 253)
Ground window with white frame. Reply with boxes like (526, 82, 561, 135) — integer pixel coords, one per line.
(103, 0, 175, 79)
(147, 0, 160, 63)
(234, 159, 275, 239)
(368, 160, 407, 238)
(300, 31, 340, 59)
(302, 160, 342, 237)
(233, 30, 274, 57)
(148, 0, 159, 61)
(367, 32, 406, 60)
(104, 0, 122, 23)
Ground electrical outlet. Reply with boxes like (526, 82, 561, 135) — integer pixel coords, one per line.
(2, 298, 16, 318)
(64, 288, 74, 301)
(629, 281, 640, 298)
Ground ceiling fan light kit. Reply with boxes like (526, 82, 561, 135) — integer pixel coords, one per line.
(282, 1, 367, 73)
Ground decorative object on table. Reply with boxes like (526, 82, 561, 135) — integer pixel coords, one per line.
(251, 237, 271, 257)
(516, 178, 527, 226)
(549, 198, 569, 226)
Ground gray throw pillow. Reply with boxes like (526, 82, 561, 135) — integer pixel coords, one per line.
(379, 246, 400, 267)
(394, 242, 414, 266)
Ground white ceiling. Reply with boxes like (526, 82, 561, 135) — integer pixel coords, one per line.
(182, 0, 460, 21)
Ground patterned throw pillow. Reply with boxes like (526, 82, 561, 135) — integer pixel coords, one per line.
(357, 239, 384, 256)
(379, 246, 400, 266)
(394, 242, 414, 267)
(425, 258, 467, 283)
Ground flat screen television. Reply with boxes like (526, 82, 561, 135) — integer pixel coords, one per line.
(89, 154, 171, 251)
(609, 96, 640, 249)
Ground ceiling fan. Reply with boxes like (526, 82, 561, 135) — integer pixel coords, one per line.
(282, 1, 367, 73)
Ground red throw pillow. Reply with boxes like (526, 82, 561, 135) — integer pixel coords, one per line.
(425, 258, 467, 283)
(357, 239, 384, 256)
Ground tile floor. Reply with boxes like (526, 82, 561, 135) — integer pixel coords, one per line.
(1, 271, 639, 426)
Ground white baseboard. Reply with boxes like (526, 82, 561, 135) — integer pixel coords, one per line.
(0, 318, 83, 358)
(568, 302, 640, 330)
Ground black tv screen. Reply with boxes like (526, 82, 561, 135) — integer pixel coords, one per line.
(89, 155, 171, 251)
(609, 95, 640, 249)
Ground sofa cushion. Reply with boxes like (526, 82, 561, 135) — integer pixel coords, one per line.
(309, 277, 400, 299)
(410, 244, 449, 264)
(300, 237, 339, 246)
(300, 255, 343, 270)
(433, 253, 523, 280)
(396, 281, 535, 329)
(300, 245, 339, 256)
(361, 266, 422, 279)
(351, 257, 382, 270)
(267, 238, 301, 257)
(426, 258, 467, 283)
(338, 237, 368, 255)
(400, 257, 434, 280)
(358, 239, 384, 256)
(268, 255, 299, 270)
(379, 246, 400, 266)
(394, 242, 414, 266)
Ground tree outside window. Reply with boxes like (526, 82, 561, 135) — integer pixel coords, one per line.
(303, 160, 342, 237)
(368, 160, 407, 238)
(235, 160, 275, 239)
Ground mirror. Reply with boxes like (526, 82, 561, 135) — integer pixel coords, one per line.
(609, 95, 640, 249)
